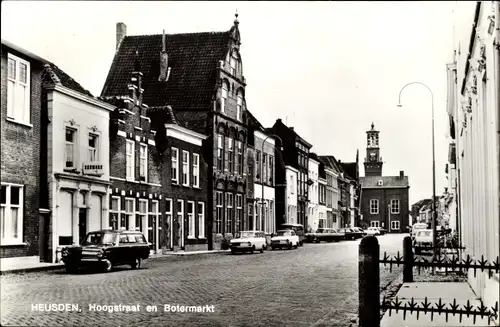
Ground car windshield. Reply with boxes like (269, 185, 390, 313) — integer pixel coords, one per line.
(82, 232, 115, 245)
(276, 230, 291, 236)
(418, 231, 432, 237)
(238, 232, 256, 238)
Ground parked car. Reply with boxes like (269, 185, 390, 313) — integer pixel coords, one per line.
(229, 231, 267, 254)
(411, 223, 428, 240)
(351, 227, 366, 238)
(270, 229, 300, 250)
(60, 230, 150, 273)
(305, 228, 345, 243)
(377, 227, 388, 235)
(279, 223, 305, 246)
(413, 229, 434, 254)
(365, 227, 381, 236)
(338, 228, 363, 240)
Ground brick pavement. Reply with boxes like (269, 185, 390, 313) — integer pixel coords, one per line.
(1, 234, 406, 327)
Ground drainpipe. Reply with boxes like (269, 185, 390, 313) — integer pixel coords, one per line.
(496, 2, 500, 226)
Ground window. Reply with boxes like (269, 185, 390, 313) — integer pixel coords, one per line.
(187, 201, 195, 238)
(370, 221, 380, 228)
(237, 141, 243, 174)
(198, 202, 205, 238)
(171, 147, 179, 182)
(230, 56, 237, 75)
(177, 200, 184, 244)
(228, 138, 234, 172)
(65, 128, 77, 169)
(217, 134, 224, 171)
(391, 220, 400, 230)
(221, 82, 228, 113)
(126, 140, 135, 180)
(193, 154, 200, 188)
(215, 192, 223, 234)
(139, 144, 147, 181)
(148, 200, 159, 246)
(256, 151, 261, 180)
(109, 196, 120, 229)
(182, 151, 190, 186)
(226, 193, 234, 234)
(390, 199, 400, 214)
(370, 199, 379, 214)
(248, 203, 254, 231)
(137, 199, 148, 233)
(235, 195, 242, 234)
(7, 53, 30, 124)
(0, 184, 24, 244)
(88, 134, 98, 162)
(236, 91, 243, 121)
(263, 154, 267, 184)
(165, 198, 173, 243)
(290, 175, 294, 194)
(269, 156, 274, 185)
(123, 198, 135, 230)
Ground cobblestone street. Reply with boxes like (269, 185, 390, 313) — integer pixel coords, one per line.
(1, 234, 405, 327)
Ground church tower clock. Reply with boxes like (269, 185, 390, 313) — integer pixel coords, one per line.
(364, 122, 383, 176)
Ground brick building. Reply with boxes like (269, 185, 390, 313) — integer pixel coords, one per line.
(318, 156, 342, 228)
(359, 123, 410, 232)
(1, 40, 45, 267)
(101, 16, 248, 249)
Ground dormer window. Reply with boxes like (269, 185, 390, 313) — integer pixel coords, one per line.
(230, 56, 237, 76)
(236, 91, 243, 121)
(221, 81, 228, 114)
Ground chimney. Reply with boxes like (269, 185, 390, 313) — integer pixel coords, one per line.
(276, 118, 282, 123)
(116, 22, 127, 50)
(400, 170, 404, 178)
(158, 30, 170, 82)
(289, 127, 294, 131)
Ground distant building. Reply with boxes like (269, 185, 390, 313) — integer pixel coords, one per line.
(359, 123, 410, 232)
(307, 153, 321, 233)
(317, 160, 327, 229)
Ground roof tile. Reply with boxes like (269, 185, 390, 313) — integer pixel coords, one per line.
(360, 175, 409, 188)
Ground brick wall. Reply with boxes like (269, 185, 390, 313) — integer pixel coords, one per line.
(360, 187, 410, 231)
(1, 46, 43, 258)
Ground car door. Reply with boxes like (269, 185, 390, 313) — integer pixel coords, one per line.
(116, 234, 129, 265)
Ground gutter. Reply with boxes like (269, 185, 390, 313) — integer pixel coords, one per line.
(461, 1, 482, 96)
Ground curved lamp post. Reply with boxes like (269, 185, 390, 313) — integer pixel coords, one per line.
(260, 134, 284, 234)
(397, 82, 437, 257)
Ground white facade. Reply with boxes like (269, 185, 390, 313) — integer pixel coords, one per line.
(285, 166, 298, 224)
(318, 178, 327, 230)
(45, 83, 115, 262)
(449, 1, 499, 319)
(349, 183, 356, 227)
(307, 158, 320, 232)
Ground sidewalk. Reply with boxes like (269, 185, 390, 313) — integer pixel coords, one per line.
(0, 250, 231, 275)
(380, 282, 497, 327)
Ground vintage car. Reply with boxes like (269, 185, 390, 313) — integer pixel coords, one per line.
(338, 228, 363, 240)
(279, 223, 305, 246)
(413, 229, 434, 254)
(350, 227, 366, 239)
(270, 229, 300, 250)
(365, 227, 381, 236)
(377, 227, 388, 235)
(229, 231, 267, 254)
(60, 230, 150, 273)
(305, 228, 345, 243)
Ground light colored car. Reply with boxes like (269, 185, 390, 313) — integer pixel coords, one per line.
(229, 231, 267, 254)
(270, 229, 300, 250)
(413, 229, 433, 254)
(365, 227, 381, 236)
(411, 223, 428, 239)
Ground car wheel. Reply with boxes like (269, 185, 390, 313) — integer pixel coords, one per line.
(294, 242, 298, 249)
(231, 249, 237, 255)
(300, 241, 303, 247)
(288, 243, 293, 250)
(65, 264, 77, 274)
(103, 260, 113, 273)
(131, 258, 141, 269)
(260, 245, 264, 253)
(251, 245, 255, 254)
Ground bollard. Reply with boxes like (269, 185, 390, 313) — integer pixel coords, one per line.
(359, 235, 380, 327)
(403, 236, 414, 282)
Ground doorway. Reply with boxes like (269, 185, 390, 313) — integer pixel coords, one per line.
(78, 208, 87, 243)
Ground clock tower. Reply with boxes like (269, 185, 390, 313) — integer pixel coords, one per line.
(364, 122, 383, 176)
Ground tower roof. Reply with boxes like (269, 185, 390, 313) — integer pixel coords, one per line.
(367, 122, 379, 133)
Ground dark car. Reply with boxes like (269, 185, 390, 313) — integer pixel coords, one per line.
(351, 227, 366, 238)
(378, 227, 388, 235)
(305, 228, 345, 243)
(338, 228, 363, 240)
(61, 230, 150, 273)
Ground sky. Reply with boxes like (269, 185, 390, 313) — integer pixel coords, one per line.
(1, 1, 475, 205)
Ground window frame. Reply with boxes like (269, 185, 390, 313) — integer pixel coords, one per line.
(236, 91, 243, 121)
(6, 53, 31, 125)
(217, 134, 224, 171)
(177, 200, 184, 247)
(139, 143, 148, 182)
(228, 138, 234, 173)
(88, 133, 99, 162)
(148, 199, 159, 246)
(237, 140, 243, 174)
(370, 199, 379, 214)
(370, 220, 380, 228)
(123, 198, 135, 230)
(65, 127, 77, 169)
(187, 201, 195, 238)
(198, 202, 205, 238)
(221, 82, 228, 114)
(391, 220, 400, 230)
(126, 140, 135, 181)
(171, 147, 179, 183)
(165, 198, 173, 247)
(215, 191, 223, 234)
(182, 150, 190, 186)
(226, 193, 234, 234)
(0, 183, 24, 245)
(109, 196, 121, 229)
(193, 153, 200, 188)
(235, 194, 242, 234)
(137, 199, 148, 233)
(390, 199, 400, 214)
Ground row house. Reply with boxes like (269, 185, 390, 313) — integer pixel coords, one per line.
(410, 198, 432, 225)
(307, 153, 321, 233)
(268, 119, 312, 228)
(102, 49, 209, 253)
(101, 16, 249, 249)
(1, 40, 45, 268)
(41, 63, 115, 263)
(447, 1, 499, 314)
(247, 110, 276, 235)
(338, 152, 361, 227)
(317, 160, 327, 229)
(318, 156, 341, 229)
(359, 123, 410, 232)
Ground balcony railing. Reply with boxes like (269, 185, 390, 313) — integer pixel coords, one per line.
(82, 162, 104, 177)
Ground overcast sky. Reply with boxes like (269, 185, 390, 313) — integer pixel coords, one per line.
(2, 1, 476, 205)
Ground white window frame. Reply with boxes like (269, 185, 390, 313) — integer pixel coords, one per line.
(198, 202, 205, 238)
(88, 133, 99, 162)
(221, 82, 228, 114)
(187, 201, 195, 238)
(182, 150, 190, 186)
(370, 220, 380, 228)
(217, 135, 224, 171)
(192, 154, 200, 188)
(228, 138, 234, 173)
(7, 53, 31, 125)
(65, 127, 77, 169)
(165, 198, 173, 247)
(139, 143, 148, 182)
(235, 194, 242, 234)
(370, 199, 379, 214)
(0, 183, 24, 245)
(226, 193, 234, 234)
(236, 91, 243, 121)
(237, 141, 243, 174)
(126, 140, 135, 180)
(230, 56, 237, 76)
(149, 200, 159, 247)
(215, 191, 223, 234)
(391, 220, 400, 230)
(109, 196, 121, 229)
(137, 199, 148, 232)
(171, 147, 179, 183)
(124, 198, 135, 230)
(390, 199, 400, 214)
(177, 200, 184, 247)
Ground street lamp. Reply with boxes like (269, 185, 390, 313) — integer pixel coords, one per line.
(397, 82, 437, 258)
(260, 134, 284, 234)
